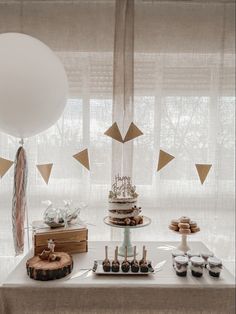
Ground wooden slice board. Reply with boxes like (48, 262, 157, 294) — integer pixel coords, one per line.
(26, 252, 73, 281)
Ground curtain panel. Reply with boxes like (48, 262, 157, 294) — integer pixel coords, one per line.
(0, 0, 235, 272)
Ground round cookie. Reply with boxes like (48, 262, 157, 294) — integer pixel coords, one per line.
(190, 221, 197, 228)
(178, 222, 190, 229)
(191, 226, 200, 233)
(179, 228, 191, 235)
(179, 216, 191, 223)
(171, 219, 179, 226)
(169, 224, 179, 231)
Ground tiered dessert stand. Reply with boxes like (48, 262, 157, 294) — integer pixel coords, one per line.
(104, 216, 151, 257)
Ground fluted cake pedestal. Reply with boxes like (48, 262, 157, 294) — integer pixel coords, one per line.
(104, 216, 151, 257)
(171, 230, 199, 253)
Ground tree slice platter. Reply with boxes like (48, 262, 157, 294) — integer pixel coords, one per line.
(26, 252, 73, 281)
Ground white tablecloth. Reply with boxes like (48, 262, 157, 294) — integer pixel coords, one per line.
(0, 241, 235, 314)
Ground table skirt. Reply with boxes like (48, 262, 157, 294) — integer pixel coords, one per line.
(0, 286, 235, 314)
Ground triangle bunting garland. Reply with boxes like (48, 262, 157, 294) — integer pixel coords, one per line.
(195, 164, 212, 184)
(104, 121, 143, 143)
(73, 148, 90, 170)
(104, 122, 123, 143)
(157, 150, 175, 171)
(123, 122, 143, 143)
(0, 157, 14, 178)
(36, 163, 53, 184)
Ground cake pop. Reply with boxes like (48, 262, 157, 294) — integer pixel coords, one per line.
(112, 246, 120, 272)
(139, 245, 146, 265)
(102, 245, 111, 272)
(140, 249, 149, 273)
(131, 246, 139, 273)
(121, 246, 130, 272)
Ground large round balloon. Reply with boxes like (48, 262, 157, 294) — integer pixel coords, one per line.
(0, 33, 68, 138)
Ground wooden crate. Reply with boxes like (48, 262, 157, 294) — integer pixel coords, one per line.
(33, 222, 88, 255)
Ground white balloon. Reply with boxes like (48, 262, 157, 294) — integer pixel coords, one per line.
(0, 33, 68, 138)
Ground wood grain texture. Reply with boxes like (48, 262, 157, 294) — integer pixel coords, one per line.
(26, 252, 73, 281)
(33, 227, 88, 255)
(34, 240, 87, 255)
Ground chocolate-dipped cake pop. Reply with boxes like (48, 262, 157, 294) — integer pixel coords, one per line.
(112, 246, 120, 272)
(139, 245, 146, 266)
(140, 249, 149, 273)
(102, 245, 111, 272)
(121, 246, 130, 273)
(131, 246, 139, 273)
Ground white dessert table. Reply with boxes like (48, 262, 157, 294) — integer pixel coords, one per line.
(0, 241, 235, 314)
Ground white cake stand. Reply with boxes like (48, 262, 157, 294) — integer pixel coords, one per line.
(104, 216, 151, 257)
(171, 230, 199, 253)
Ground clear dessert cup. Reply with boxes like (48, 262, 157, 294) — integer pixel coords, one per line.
(201, 251, 214, 267)
(186, 250, 200, 260)
(190, 256, 204, 277)
(174, 256, 188, 277)
(172, 250, 185, 266)
(207, 257, 222, 278)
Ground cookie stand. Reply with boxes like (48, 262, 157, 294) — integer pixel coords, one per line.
(104, 216, 151, 257)
(177, 233, 190, 253)
(171, 230, 200, 253)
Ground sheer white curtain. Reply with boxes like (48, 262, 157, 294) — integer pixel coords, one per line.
(0, 0, 235, 275)
(132, 0, 235, 269)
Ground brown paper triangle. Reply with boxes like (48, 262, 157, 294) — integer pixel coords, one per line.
(104, 122, 123, 143)
(0, 157, 14, 178)
(123, 122, 143, 143)
(36, 163, 53, 184)
(73, 149, 90, 170)
(157, 150, 175, 171)
(195, 164, 212, 184)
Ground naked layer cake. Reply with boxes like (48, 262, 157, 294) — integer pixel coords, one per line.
(108, 175, 143, 226)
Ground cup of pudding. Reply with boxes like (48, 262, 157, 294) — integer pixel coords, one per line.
(187, 250, 200, 260)
(174, 256, 188, 277)
(172, 250, 185, 266)
(201, 251, 214, 267)
(207, 257, 222, 278)
(190, 256, 204, 277)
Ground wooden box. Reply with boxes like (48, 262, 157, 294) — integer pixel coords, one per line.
(33, 222, 88, 255)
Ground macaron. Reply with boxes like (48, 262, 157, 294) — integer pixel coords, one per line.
(178, 222, 190, 229)
(179, 228, 191, 235)
(179, 216, 191, 223)
(191, 227, 200, 233)
(190, 221, 197, 228)
(169, 224, 179, 231)
(171, 219, 179, 226)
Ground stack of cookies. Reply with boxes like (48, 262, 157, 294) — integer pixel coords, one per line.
(169, 216, 200, 234)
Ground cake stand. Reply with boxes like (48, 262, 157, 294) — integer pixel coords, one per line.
(171, 230, 198, 253)
(104, 216, 151, 257)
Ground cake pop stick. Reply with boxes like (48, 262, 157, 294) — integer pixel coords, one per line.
(112, 246, 120, 272)
(121, 246, 130, 272)
(139, 245, 146, 265)
(105, 245, 108, 261)
(140, 249, 149, 273)
(117, 246, 119, 261)
(103, 245, 110, 272)
(131, 246, 139, 273)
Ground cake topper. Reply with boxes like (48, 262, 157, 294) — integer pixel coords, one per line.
(109, 175, 138, 199)
(39, 239, 61, 262)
